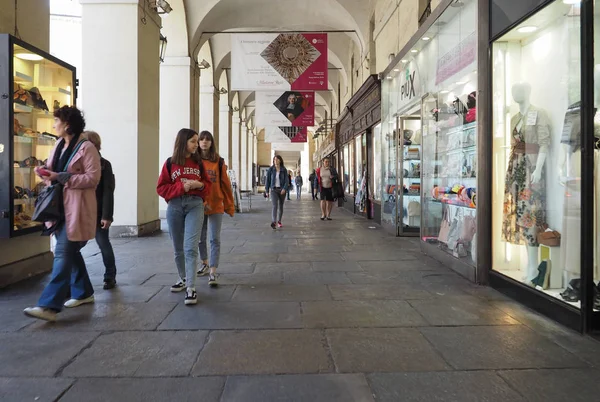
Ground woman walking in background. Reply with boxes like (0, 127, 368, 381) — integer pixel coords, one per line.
(196, 130, 235, 288)
(83, 131, 117, 290)
(316, 158, 339, 220)
(265, 155, 289, 229)
(157, 129, 212, 305)
(24, 106, 101, 322)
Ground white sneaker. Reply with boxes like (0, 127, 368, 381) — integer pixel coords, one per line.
(64, 295, 95, 308)
(23, 307, 57, 322)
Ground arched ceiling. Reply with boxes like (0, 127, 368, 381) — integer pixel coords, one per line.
(162, 0, 375, 131)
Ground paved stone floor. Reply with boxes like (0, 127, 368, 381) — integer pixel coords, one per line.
(2, 198, 600, 401)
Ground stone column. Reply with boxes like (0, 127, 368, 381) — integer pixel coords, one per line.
(240, 121, 248, 191)
(158, 56, 194, 217)
(231, 116, 241, 188)
(301, 142, 310, 192)
(219, 104, 230, 164)
(199, 84, 215, 134)
(81, 0, 160, 236)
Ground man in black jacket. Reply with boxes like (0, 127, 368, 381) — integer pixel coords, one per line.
(309, 170, 317, 200)
(84, 131, 117, 289)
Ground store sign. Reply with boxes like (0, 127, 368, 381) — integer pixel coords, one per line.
(436, 32, 476, 85)
(397, 62, 421, 110)
(231, 33, 328, 91)
(256, 91, 315, 127)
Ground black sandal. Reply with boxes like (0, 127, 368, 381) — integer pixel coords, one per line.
(326, 217, 332, 220)
(320, 216, 325, 220)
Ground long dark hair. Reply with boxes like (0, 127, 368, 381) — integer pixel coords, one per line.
(199, 130, 219, 162)
(273, 155, 284, 169)
(172, 128, 201, 166)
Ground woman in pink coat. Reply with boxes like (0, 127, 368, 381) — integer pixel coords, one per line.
(24, 106, 101, 322)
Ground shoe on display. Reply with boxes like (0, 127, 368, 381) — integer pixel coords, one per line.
(530, 261, 550, 289)
(184, 288, 197, 305)
(560, 287, 580, 303)
(197, 263, 209, 276)
(23, 307, 57, 322)
(64, 295, 95, 308)
(170, 280, 186, 292)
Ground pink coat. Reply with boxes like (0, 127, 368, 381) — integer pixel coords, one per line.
(46, 139, 101, 241)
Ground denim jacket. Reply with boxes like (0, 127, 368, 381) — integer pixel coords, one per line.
(265, 166, 290, 191)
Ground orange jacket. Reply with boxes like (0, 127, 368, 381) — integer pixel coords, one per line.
(202, 158, 235, 216)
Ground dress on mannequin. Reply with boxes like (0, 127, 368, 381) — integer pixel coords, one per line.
(501, 105, 551, 246)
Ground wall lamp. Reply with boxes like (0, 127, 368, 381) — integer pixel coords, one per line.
(159, 34, 168, 63)
(219, 87, 228, 94)
(232, 106, 239, 112)
(198, 59, 210, 69)
(151, 0, 172, 14)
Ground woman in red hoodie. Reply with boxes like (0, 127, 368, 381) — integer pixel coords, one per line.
(196, 131, 235, 287)
(157, 129, 212, 305)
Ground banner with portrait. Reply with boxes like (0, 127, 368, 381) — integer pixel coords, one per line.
(231, 33, 328, 91)
(256, 91, 315, 127)
(264, 126, 308, 143)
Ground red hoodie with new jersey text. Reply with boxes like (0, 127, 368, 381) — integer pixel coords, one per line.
(156, 157, 212, 203)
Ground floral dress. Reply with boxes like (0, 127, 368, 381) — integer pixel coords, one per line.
(502, 110, 549, 246)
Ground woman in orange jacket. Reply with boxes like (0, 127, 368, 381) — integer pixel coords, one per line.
(197, 130, 235, 287)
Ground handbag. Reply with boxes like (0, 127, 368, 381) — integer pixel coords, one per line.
(332, 178, 345, 200)
(438, 209, 451, 243)
(32, 140, 87, 223)
(538, 226, 561, 247)
(460, 214, 477, 242)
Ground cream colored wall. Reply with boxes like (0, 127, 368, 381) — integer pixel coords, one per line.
(257, 129, 272, 167)
(0, 0, 51, 269)
(0, 0, 50, 51)
(137, 5, 160, 225)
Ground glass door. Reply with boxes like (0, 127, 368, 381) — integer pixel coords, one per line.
(397, 115, 422, 236)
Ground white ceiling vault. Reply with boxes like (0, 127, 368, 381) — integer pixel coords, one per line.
(162, 0, 376, 133)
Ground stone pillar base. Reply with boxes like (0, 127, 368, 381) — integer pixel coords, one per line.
(110, 219, 162, 238)
(0, 252, 54, 289)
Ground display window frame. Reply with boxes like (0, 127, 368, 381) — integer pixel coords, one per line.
(483, 0, 600, 333)
(0, 34, 77, 239)
(381, 0, 479, 253)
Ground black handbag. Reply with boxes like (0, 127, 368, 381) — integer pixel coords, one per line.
(32, 184, 63, 222)
(32, 139, 87, 223)
(331, 178, 344, 200)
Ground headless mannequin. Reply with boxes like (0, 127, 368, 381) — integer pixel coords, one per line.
(511, 82, 548, 282)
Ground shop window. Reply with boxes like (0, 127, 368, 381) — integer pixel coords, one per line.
(373, 123, 382, 202)
(491, 1, 581, 306)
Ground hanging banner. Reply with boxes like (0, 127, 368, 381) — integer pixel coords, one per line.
(264, 126, 308, 143)
(256, 91, 315, 127)
(231, 33, 328, 91)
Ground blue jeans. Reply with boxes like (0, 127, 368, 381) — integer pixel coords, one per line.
(167, 196, 205, 289)
(199, 213, 223, 269)
(296, 186, 301, 199)
(95, 225, 116, 281)
(38, 224, 94, 312)
(271, 189, 286, 222)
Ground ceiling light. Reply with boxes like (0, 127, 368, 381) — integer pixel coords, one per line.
(15, 52, 43, 61)
(422, 37, 431, 41)
(440, 90, 449, 94)
(563, 0, 580, 4)
(198, 59, 210, 69)
(518, 26, 538, 33)
(386, 76, 393, 80)
(393, 68, 400, 72)
(219, 87, 228, 94)
(411, 49, 419, 53)
(455, 81, 466, 85)
(401, 59, 408, 63)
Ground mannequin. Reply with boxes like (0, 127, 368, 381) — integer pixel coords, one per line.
(501, 82, 551, 283)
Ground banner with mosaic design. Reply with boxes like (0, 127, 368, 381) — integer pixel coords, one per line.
(256, 91, 315, 127)
(231, 33, 328, 91)
(264, 126, 308, 143)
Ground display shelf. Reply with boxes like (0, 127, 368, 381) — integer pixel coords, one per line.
(37, 86, 71, 95)
(13, 199, 36, 206)
(13, 103, 52, 117)
(14, 71, 32, 83)
(13, 103, 33, 113)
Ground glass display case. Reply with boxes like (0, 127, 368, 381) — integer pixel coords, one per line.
(397, 113, 422, 235)
(0, 35, 76, 238)
(491, 0, 582, 306)
(421, 90, 477, 261)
